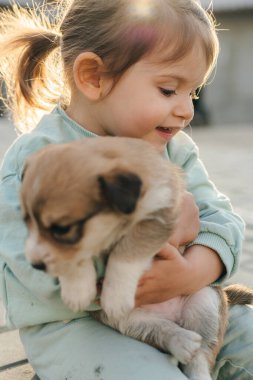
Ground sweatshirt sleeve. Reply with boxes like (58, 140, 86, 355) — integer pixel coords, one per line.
(0, 133, 95, 331)
(167, 132, 245, 284)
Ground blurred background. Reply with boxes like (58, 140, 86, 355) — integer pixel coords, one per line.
(195, 0, 253, 127)
(0, 1, 252, 378)
(192, 0, 253, 288)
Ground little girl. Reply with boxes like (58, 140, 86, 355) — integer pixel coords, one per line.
(0, 1, 252, 379)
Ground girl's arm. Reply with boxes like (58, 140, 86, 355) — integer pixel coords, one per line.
(135, 131, 244, 306)
(135, 244, 224, 306)
(135, 191, 224, 305)
(0, 132, 89, 330)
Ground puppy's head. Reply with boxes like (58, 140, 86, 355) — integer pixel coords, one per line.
(20, 137, 182, 277)
(21, 138, 145, 276)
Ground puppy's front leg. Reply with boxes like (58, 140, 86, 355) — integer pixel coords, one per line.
(101, 252, 152, 319)
(101, 217, 170, 320)
(60, 259, 97, 312)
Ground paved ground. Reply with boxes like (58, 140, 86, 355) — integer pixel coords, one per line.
(0, 115, 252, 379)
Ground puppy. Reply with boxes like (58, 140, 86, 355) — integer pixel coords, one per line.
(21, 137, 182, 311)
(21, 137, 253, 380)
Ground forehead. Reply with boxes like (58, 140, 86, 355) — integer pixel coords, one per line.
(138, 41, 209, 87)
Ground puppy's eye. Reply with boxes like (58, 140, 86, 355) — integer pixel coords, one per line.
(51, 224, 71, 236)
(49, 222, 83, 245)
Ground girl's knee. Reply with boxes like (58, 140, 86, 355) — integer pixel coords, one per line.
(20, 318, 188, 380)
(227, 305, 253, 336)
(213, 305, 253, 380)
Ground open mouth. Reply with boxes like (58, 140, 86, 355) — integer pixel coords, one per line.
(155, 126, 182, 141)
(156, 126, 174, 134)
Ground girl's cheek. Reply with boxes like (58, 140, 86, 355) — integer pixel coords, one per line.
(135, 122, 152, 136)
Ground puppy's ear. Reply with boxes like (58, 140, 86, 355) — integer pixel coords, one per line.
(98, 172, 142, 214)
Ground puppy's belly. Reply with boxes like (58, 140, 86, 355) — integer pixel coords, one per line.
(141, 296, 187, 322)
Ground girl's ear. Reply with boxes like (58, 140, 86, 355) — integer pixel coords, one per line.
(73, 52, 111, 101)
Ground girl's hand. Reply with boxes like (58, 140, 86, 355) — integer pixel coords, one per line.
(169, 191, 200, 248)
(135, 193, 201, 307)
(135, 243, 191, 306)
(135, 244, 224, 307)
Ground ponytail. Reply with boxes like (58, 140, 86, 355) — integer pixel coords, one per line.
(0, 1, 219, 133)
(0, 5, 65, 132)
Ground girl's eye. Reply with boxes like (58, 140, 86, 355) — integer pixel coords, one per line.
(159, 88, 176, 97)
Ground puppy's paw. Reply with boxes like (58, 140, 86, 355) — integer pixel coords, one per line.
(61, 280, 97, 312)
(182, 353, 212, 380)
(101, 258, 143, 320)
(101, 285, 135, 320)
(168, 329, 202, 364)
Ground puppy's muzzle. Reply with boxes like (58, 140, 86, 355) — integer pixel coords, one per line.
(32, 262, 47, 271)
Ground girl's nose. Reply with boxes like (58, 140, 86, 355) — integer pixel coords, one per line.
(173, 94, 194, 123)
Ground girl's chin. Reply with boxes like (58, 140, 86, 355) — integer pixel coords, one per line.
(149, 141, 168, 153)
(140, 137, 168, 153)
(158, 145, 168, 153)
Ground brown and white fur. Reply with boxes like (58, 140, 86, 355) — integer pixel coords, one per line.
(21, 137, 253, 380)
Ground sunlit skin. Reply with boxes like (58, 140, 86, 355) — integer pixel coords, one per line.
(67, 42, 205, 152)
(66, 41, 224, 306)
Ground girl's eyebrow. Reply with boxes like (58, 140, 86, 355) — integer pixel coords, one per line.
(157, 74, 183, 80)
(157, 74, 203, 88)
(156, 74, 191, 85)
(157, 74, 191, 83)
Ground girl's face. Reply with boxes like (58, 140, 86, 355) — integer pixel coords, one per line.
(93, 43, 208, 152)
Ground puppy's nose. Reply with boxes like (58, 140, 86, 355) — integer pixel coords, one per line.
(32, 262, 46, 271)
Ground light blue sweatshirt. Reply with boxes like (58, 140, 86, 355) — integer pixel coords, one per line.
(0, 107, 245, 330)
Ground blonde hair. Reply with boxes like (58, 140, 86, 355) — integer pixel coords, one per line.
(0, 0, 219, 133)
